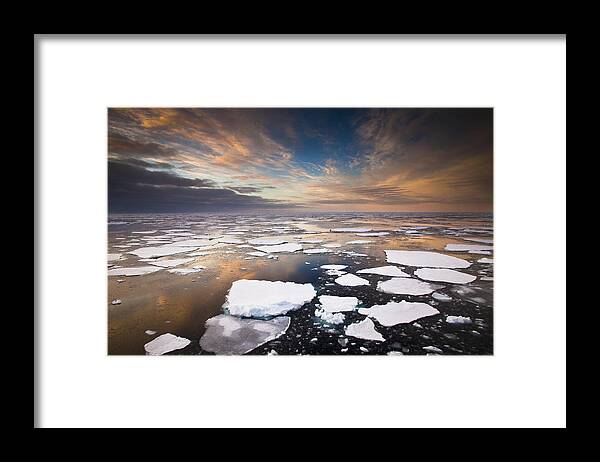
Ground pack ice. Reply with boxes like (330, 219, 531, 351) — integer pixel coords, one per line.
(358, 301, 439, 326)
(414, 268, 476, 284)
(344, 317, 384, 342)
(223, 279, 316, 317)
(377, 277, 437, 295)
(385, 250, 471, 269)
(357, 265, 410, 277)
(144, 333, 191, 355)
(108, 266, 162, 277)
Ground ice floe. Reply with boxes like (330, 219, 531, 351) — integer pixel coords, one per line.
(223, 279, 316, 317)
(314, 308, 345, 325)
(334, 274, 370, 287)
(462, 237, 493, 244)
(171, 239, 212, 247)
(318, 295, 360, 312)
(107, 253, 123, 262)
(320, 265, 348, 270)
(331, 227, 372, 233)
(478, 257, 494, 264)
(357, 265, 410, 277)
(168, 267, 204, 275)
(199, 314, 291, 355)
(111, 299, 121, 305)
(414, 268, 476, 284)
(422, 346, 443, 354)
(248, 237, 288, 245)
(323, 243, 342, 248)
(358, 301, 439, 326)
(355, 232, 389, 237)
(303, 248, 332, 254)
(144, 333, 191, 355)
(148, 257, 195, 268)
(344, 317, 384, 342)
(432, 292, 452, 302)
(385, 250, 471, 269)
(346, 240, 373, 245)
(108, 266, 162, 277)
(253, 243, 302, 254)
(377, 277, 437, 295)
(247, 251, 268, 257)
(446, 315, 473, 324)
(445, 243, 493, 252)
(129, 245, 194, 259)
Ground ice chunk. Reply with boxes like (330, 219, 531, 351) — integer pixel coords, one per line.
(323, 243, 342, 248)
(315, 308, 345, 325)
(462, 237, 493, 244)
(446, 315, 473, 324)
(129, 245, 194, 259)
(224, 279, 316, 317)
(107, 253, 123, 262)
(199, 314, 291, 355)
(445, 243, 493, 252)
(478, 257, 494, 264)
(320, 265, 348, 270)
(414, 268, 476, 284)
(248, 237, 288, 245)
(432, 292, 452, 302)
(303, 248, 332, 254)
(326, 269, 346, 276)
(168, 267, 204, 275)
(377, 277, 437, 295)
(385, 250, 471, 269)
(145, 330, 156, 335)
(247, 251, 268, 257)
(358, 301, 439, 326)
(298, 239, 324, 244)
(132, 230, 157, 234)
(331, 227, 372, 233)
(346, 240, 373, 244)
(111, 299, 122, 305)
(217, 237, 244, 244)
(170, 239, 212, 247)
(148, 257, 195, 268)
(343, 251, 368, 257)
(318, 295, 360, 312)
(355, 232, 389, 237)
(144, 333, 191, 355)
(253, 243, 302, 253)
(108, 266, 162, 277)
(357, 265, 410, 277)
(345, 318, 384, 342)
(422, 346, 443, 354)
(334, 273, 370, 287)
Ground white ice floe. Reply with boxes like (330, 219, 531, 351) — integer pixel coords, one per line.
(314, 308, 345, 325)
(414, 268, 476, 284)
(323, 243, 342, 248)
(129, 245, 194, 259)
(334, 273, 370, 287)
(345, 318, 384, 342)
(187, 251, 212, 257)
(445, 243, 493, 252)
(446, 315, 473, 324)
(320, 264, 348, 270)
(131, 230, 157, 234)
(224, 279, 316, 318)
(303, 248, 332, 254)
(318, 295, 360, 312)
(217, 237, 244, 244)
(168, 267, 204, 275)
(111, 299, 121, 305)
(171, 239, 212, 247)
(326, 269, 346, 276)
(144, 330, 156, 335)
(377, 277, 437, 295)
(358, 301, 439, 326)
(422, 346, 443, 354)
(346, 240, 373, 245)
(199, 314, 291, 355)
(331, 227, 372, 233)
(385, 250, 471, 269)
(298, 239, 324, 244)
(253, 243, 302, 254)
(432, 292, 452, 302)
(357, 265, 410, 277)
(107, 253, 123, 262)
(343, 251, 368, 257)
(247, 251, 268, 257)
(144, 333, 191, 356)
(108, 266, 162, 277)
(387, 351, 404, 356)
(355, 232, 390, 237)
(462, 237, 493, 244)
(248, 237, 288, 245)
(478, 257, 494, 264)
(468, 250, 492, 255)
(148, 257, 195, 268)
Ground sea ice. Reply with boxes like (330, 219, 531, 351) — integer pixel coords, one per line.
(345, 317, 384, 342)
(253, 243, 302, 254)
(107, 253, 123, 262)
(414, 268, 476, 284)
(478, 257, 494, 264)
(331, 227, 372, 233)
(247, 251, 268, 257)
(223, 279, 316, 317)
(303, 248, 332, 254)
(171, 239, 212, 247)
(432, 292, 452, 302)
(334, 274, 370, 287)
(129, 245, 194, 259)
(314, 308, 345, 325)
(422, 346, 443, 354)
(357, 265, 410, 277)
(144, 333, 191, 355)
(320, 265, 348, 270)
(358, 301, 439, 326)
(168, 267, 204, 275)
(217, 237, 244, 244)
(248, 237, 288, 245)
(107, 266, 162, 277)
(298, 239, 324, 244)
(144, 330, 156, 335)
(385, 250, 471, 269)
(445, 243, 493, 252)
(111, 299, 121, 305)
(199, 314, 291, 355)
(446, 315, 473, 324)
(355, 232, 389, 237)
(148, 257, 195, 268)
(462, 237, 493, 244)
(346, 240, 373, 244)
(318, 295, 360, 312)
(377, 277, 437, 295)
(323, 243, 342, 248)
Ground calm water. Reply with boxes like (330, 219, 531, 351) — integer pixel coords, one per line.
(108, 212, 493, 355)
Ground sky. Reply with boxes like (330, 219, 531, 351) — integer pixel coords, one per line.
(108, 108, 493, 213)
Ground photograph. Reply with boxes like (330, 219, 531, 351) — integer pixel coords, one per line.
(107, 107, 494, 356)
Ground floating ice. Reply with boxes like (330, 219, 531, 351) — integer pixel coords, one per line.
(224, 279, 316, 317)
(298, 239, 324, 244)
(462, 237, 493, 244)
(144, 333, 191, 355)
(478, 257, 494, 264)
(445, 243, 493, 252)
(132, 230, 157, 234)
(129, 245, 194, 259)
(315, 308, 345, 324)
(331, 227, 372, 233)
(303, 248, 332, 254)
(377, 277, 437, 295)
(326, 269, 346, 276)
(415, 268, 476, 284)
(334, 273, 370, 287)
(323, 243, 342, 248)
(248, 237, 288, 245)
(171, 239, 212, 247)
(320, 265, 348, 270)
(144, 330, 156, 335)
(357, 265, 410, 277)
(318, 295, 360, 312)
(148, 257, 195, 268)
(199, 314, 291, 355)
(108, 266, 162, 277)
(422, 346, 443, 354)
(345, 317, 384, 342)
(355, 232, 389, 237)
(343, 251, 368, 257)
(168, 267, 204, 275)
(432, 292, 452, 302)
(346, 240, 373, 244)
(111, 299, 122, 305)
(358, 301, 439, 326)
(107, 253, 123, 262)
(253, 243, 302, 254)
(385, 250, 471, 269)
(446, 315, 473, 324)
(217, 237, 244, 244)
(247, 251, 268, 257)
